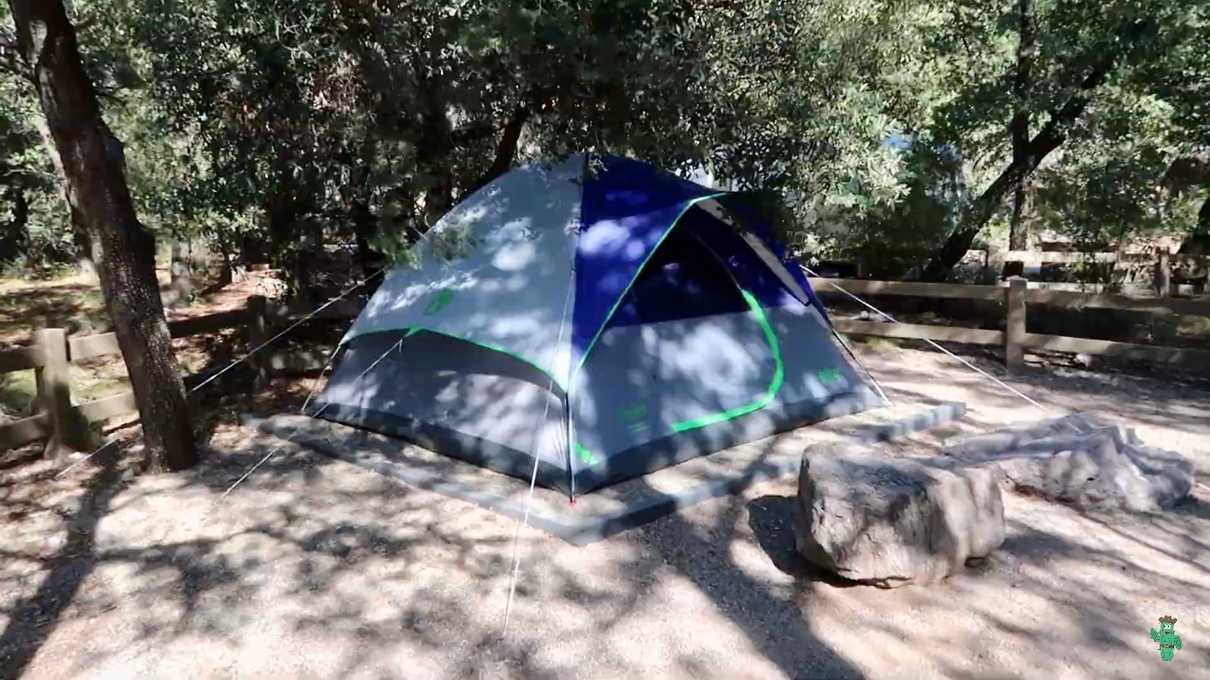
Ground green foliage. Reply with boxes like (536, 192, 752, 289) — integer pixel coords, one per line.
(1034, 85, 1189, 250)
(0, 11, 65, 269)
(103, 0, 731, 282)
(699, 0, 941, 228)
(823, 141, 969, 277)
(1, 0, 1207, 279)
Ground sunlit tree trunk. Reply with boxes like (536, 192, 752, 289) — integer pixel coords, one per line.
(10, 0, 196, 471)
(1005, 0, 1035, 277)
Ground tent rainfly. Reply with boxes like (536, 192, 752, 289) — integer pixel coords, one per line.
(311, 154, 880, 496)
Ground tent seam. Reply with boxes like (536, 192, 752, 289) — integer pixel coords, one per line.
(392, 326, 568, 393)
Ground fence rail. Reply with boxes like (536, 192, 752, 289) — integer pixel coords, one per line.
(831, 319, 1004, 346)
(0, 345, 44, 373)
(0, 295, 328, 453)
(998, 250, 1206, 267)
(4, 275, 1209, 454)
(808, 276, 1210, 371)
(961, 249, 1208, 297)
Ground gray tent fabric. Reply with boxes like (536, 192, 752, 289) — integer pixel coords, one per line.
(317, 331, 570, 491)
(310, 156, 879, 496)
(344, 155, 581, 389)
(567, 304, 874, 492)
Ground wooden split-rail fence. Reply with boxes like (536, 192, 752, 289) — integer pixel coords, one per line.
(0, 296, 357, 453)
(2, 277, 1209, 453)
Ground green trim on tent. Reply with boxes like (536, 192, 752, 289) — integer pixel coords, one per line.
(574, 191, 731, 376)
(565, 191, 729, 495)
(575, 441, 599, 466)
(669, 288, 784, 433)
(404, 326, 567, 392)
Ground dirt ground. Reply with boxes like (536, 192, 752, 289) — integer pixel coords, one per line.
(1, 342, 1209, 679)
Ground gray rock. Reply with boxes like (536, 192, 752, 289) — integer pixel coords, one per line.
(943, 414, 1192, 512)
(792, 445, 1005, 587)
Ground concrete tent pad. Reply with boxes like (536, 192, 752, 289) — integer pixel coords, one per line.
(250, 401, 964, 545)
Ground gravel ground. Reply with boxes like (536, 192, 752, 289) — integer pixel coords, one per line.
(1, 344, 1208, 680)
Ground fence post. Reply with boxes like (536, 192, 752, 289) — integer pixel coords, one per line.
(246, 295, 271, 388)
(1004, 277, 1027, 371)
(1155, 251, 1171, 297)
(33, 328, 91, 457)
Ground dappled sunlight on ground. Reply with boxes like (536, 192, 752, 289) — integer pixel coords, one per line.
(0, 344, 1207, 679)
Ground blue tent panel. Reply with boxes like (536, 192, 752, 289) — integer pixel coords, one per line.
(714, 196, 829, 321)
(572, 156, 721, 363)
(675, 205, 805, 312)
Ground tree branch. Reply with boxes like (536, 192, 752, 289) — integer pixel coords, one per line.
(460, 106, 531, 199)
(449, 121, 497, 149)
(920, 18, 1154, 281)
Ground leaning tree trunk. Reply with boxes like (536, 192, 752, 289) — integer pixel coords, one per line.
(920, 18, 1153, 282)
(10, 0, 196, 471)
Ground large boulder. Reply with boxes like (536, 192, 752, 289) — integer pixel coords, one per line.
(943, 414, 1193, 512)
(792, 445, 1005, 587)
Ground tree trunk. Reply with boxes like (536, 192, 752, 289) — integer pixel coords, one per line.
(1005, 0, 1035, 277)
(921, 18, 1152, 281)
(10, 0, 196, 471)
(352, 202, 385, 284)
(462, 106, 530, 200)
(239, 232, 268, 265)
(1178, 198, 1210, 255)
(0, 185, 29, 262)
(216, 241, 234, 286)
(265, 193, 303, 298)
(167, 236, 193, 307)
(347, 136, 382, 284)
(416, 84, 454, 228)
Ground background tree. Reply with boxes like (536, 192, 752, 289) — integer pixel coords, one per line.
(916, 0, 1203, 280)
(1006, 0, 1036, 270)
(3, 0, 1208, 296)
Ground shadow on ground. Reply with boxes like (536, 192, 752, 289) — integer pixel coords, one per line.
(1, 342, 1208, 679)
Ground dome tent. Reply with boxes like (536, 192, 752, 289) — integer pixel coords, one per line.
(310, 154, 879, 496)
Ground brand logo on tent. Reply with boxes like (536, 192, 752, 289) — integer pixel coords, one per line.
(619, 404, 649, 433)
(575, 442, 599, 467)
(816, 368, 844, 385)
(423, 289, 455, 315)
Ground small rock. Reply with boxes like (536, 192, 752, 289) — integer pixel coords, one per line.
(792, 445, 1005, 587)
